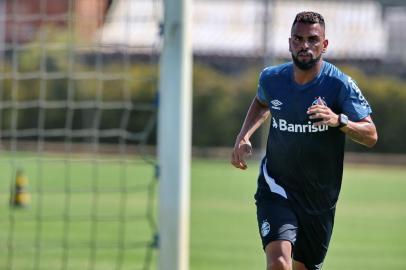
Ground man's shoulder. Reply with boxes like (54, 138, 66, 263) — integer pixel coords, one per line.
(260, 62, 292, 81)
(322, 61, 351, 86)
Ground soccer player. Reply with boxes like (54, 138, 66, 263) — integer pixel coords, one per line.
(231, 11, 378, 270)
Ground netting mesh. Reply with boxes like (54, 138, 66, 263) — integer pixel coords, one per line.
(0, 0, 161, 269)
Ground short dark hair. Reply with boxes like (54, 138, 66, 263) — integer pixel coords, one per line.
(292, 11, 325, 29)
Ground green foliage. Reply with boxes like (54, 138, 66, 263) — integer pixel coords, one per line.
(192, 64, 258, 146)
(192, 63, 406, 153)
(341, 66, 406, 153)
(0, 28, 159, 139)
(1, 30, 406, 152)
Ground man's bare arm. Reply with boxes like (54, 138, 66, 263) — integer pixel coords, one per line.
(231, 96, 270, 170)
(339, 116, 377, 148)
(308, 105, 378, 148)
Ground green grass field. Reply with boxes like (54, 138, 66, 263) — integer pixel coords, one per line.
(191, 160, 406, 270)
(0, 155, 405, 270)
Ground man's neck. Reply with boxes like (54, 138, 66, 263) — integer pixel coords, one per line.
(293, 60, 323, 85)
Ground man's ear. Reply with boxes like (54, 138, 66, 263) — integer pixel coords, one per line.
(288, 38, 292, 52)
(322, 39, 329, 53)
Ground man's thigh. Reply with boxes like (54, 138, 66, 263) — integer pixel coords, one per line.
(292, 209, 335, 270)
(256, 193, 298, 249)
(293, 260, 308, 270)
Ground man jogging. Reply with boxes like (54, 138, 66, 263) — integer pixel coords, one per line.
(231, 11, 378, 270)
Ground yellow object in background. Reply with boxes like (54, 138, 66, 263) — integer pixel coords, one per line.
(11, 169, 31, 207)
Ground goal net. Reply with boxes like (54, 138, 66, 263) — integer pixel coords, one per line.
(0, 0, 161, 269)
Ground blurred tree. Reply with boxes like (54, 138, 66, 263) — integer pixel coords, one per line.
(2, 29, 406, 153)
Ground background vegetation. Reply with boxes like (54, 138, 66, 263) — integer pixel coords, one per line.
(1, 32, 405, 153)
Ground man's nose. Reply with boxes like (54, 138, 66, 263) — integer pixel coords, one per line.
(301, 40, 310, 49)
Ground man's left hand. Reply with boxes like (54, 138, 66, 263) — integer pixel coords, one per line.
(307, 104, 340, 127)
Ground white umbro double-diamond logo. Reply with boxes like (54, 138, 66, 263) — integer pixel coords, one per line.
(270, 99, 283, 110)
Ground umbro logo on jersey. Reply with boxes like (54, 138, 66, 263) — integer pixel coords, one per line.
(270, 99, 283, 110)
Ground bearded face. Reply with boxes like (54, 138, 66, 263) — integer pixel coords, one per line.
(289, 23, 328, 71)
(291, 50, 322, 70)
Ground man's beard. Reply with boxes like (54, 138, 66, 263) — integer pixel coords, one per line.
(291, 52, 322, 70)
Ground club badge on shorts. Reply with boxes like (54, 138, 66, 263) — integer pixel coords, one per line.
(261, 220, 270, 237)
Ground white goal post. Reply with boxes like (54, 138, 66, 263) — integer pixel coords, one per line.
(158, 0, 192, 270)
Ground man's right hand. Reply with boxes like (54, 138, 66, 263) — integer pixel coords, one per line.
(231, 138, 253, 170)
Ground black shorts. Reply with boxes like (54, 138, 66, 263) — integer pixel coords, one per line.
(255, 176, 335, 270)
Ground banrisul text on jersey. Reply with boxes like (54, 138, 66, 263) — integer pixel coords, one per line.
(272, 118, 329, 133)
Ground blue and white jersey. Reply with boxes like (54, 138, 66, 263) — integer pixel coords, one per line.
(256, 61, 372, 214)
